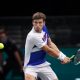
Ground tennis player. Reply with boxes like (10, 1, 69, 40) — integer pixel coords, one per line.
(23, 12, 70, 80)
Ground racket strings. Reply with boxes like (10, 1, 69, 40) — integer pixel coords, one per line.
(74, 52, 80, 65)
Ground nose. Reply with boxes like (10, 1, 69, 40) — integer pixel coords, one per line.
(36, 23, 40, 27)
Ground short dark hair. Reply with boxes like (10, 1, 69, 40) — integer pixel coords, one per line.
(32, 12, 46, 21)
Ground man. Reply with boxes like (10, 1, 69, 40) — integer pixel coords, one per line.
(0, 27, 23, 80)
(23, 12, 70, 80)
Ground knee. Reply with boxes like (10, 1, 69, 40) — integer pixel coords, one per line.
(53, 77, 59, 80)
(25, 74, 36, 80)
(54, 78, 59, 80)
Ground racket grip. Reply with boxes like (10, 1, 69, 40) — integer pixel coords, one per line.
(70, 55, 75, 59)
(70, 55, 75, 62)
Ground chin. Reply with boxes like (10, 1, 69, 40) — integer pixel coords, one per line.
(36, 29, 41, 33)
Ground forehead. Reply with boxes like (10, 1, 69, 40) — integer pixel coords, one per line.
(33, 19, 44, 22)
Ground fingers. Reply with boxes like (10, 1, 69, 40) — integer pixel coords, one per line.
(61, 57, 71, 64)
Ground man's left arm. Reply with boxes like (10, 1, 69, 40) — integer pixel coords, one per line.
(47, 37, 60, 52)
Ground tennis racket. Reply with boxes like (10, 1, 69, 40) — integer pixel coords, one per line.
(70, 49, 80, 65)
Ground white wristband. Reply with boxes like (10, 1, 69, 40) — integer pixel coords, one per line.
(58, 51, 66, 61)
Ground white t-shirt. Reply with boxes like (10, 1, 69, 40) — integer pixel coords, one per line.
(24, 27, 50, 68)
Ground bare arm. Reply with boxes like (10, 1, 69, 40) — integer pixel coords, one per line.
(41, 38, 70, 64)
(42, 44, 60, 58)
(42, 44, 70, 64)
(47, 38, 60, 52)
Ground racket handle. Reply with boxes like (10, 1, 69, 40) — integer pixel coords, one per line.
(70, 55, 75, 59)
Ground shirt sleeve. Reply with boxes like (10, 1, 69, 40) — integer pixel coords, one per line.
(24, 36, 34, 67)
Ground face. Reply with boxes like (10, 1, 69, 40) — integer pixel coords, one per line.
(32, 19, 45, 32)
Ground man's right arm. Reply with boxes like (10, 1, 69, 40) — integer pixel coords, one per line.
(41, 45, 70, 64)
(42, 45, 60, 58)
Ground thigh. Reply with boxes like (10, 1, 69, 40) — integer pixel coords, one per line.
(38, 73, 49, 80)
(38, 66, 58, 80)
(23, 67, 38, 80)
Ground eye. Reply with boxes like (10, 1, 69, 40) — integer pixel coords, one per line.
(39, 22, 42, 24)
(34, 21, 37, 24)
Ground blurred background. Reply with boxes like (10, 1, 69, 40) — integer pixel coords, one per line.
(0, 0, 80, 80)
